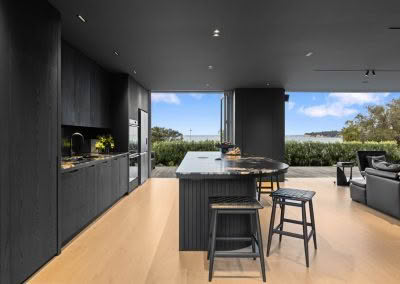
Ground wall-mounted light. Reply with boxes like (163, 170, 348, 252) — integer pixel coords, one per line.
(77, 14, 87, 23)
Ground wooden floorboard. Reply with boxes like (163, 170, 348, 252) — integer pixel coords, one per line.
(29, 178, 400, 284)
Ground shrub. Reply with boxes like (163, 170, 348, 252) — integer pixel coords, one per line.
(285, 141, 400, 166)
(152, 140, 400, 167)
(152, 140, 218, 166)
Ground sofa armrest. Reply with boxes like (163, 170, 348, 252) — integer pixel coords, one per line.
(365, 168, 399, 180)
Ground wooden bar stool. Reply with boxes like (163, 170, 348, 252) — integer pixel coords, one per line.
(257, 172, 280, 201)
(266, 188, 317, 267)
(207, 196, 266, 282)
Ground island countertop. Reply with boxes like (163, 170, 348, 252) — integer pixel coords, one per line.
(176, 151, 289, 179)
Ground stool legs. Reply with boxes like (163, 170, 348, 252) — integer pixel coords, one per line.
(309, 200, 317, 250)
(255, 211, 267, 282)
(266, 198, 277, 257)
(301, 201, 310, 267)
(250, 215, 256, 260)
(208, 210, 218, 282)
(279, 198, 285, 243)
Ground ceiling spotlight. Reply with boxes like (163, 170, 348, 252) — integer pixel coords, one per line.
(77, 14, 87, 23)
(208, 65, 213, 70)
(305, 52, 313, 57)
(212, 29, 221, 37)
(365, 70, 370, 77)
(266, 82, 270, 86)
(114, 51, 119, 56)
(372, 70, 376, 76)
(133, 70, 137, 75)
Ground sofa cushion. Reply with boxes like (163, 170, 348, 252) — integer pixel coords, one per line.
(372, 161, 400, 172)
(365, 168, 399, 180)
(366, 155, 386, 168)
(350, 178, 366, 188)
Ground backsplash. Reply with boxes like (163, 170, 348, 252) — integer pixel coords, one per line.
(62, 126, 111, 157)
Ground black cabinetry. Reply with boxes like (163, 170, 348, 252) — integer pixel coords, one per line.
(61, 41, 111, 128)
(61, 155, 129, 245)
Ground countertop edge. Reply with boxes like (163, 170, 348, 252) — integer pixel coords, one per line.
(60, 153, 129, 173)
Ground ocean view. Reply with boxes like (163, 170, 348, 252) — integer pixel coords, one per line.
(183, 135, 343, 143)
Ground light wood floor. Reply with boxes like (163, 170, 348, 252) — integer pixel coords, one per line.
(29, 178, 400, 284)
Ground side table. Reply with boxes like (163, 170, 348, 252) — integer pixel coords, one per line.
(336, 162, 354, 186)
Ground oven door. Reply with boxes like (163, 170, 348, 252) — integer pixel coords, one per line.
(129, 154, 139, 192)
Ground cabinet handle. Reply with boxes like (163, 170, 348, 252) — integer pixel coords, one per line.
(66, 169, 79, 173)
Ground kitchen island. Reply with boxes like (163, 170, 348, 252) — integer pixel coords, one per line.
(176, 151, 289, 251)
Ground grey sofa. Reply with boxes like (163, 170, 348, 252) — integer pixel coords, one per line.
(350, 151, 400, 219)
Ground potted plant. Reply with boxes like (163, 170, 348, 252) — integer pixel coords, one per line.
(95, 134, 115, 154)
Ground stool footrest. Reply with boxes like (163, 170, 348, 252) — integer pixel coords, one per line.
(277, 200, 303, 207)
(215, 237, 253, 241)
(283, 218, 312, 226)
(272, 229, 304, 239)
(214, 251, 260, 258)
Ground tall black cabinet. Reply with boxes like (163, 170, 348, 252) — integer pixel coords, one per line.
(0, 1, 60, 283)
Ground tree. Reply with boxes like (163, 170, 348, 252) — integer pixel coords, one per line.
(151, 126, 183, 143)
(341, 99, 400, 143)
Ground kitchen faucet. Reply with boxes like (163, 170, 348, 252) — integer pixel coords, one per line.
(71, 132, 84, 156)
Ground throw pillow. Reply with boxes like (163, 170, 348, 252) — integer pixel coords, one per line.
(366, 155, 386, 168)
(372, 161, 400, 172)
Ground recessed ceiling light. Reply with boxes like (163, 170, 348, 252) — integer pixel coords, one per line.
(77, 14, 86, 23)
(208, 65, 213, 70)
(266, 83, 270, 86)
(305, 52, 313, 57)
(212, 29, 221, 37)
(114, 51, 119, 56)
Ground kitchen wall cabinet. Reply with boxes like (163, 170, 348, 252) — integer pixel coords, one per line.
(0, 2, 60, 283)
(61, 155, 128, 246)
(61, 41, 111, 128)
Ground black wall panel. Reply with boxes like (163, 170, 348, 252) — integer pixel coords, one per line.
(0, 1, 60, 283)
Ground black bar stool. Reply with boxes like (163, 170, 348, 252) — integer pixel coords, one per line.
(257, 172, 280, 201)
(266, 188, 317, 267)
(207, 196, 266, 282)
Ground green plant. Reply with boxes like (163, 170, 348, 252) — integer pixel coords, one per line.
(96, 134, 115, 153)
(152, 140, 218, 166)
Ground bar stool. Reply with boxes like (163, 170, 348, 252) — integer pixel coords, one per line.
(207, 196, 266, 282)
(257, 172, 280, 201)
(266, 188, 317, 267)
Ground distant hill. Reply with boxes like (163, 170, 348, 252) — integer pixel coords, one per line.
(304, 130, 341, 137)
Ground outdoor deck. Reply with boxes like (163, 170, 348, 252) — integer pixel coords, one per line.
(152, 166, 363, 179)
(29, 178, 400, 283)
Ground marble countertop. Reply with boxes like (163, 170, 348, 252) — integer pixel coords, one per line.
(61, 152, 128, 173)
(176, 151, 289, 178)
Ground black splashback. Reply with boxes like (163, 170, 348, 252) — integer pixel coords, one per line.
(61, 125, 111, 157)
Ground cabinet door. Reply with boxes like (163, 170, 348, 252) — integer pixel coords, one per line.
(119, 155, 129, 196)
(74, 51, 91, 126)
(82, 165, 96, 226)
(61, 43, 76, 125)
(96, 161, 107, 215)
(61, 170, 80, 245)
(111, 157, 120, 203)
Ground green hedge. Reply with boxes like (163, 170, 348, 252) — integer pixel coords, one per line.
(285, 141, 400, 166)
(152, 140, 400, 167)
(152, 140, 218, 166)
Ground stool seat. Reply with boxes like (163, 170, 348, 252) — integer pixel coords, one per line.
(209, 196, 263, 209)
(271, 188, 315, 201)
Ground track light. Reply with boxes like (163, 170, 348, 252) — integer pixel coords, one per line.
(365, 70, 370, 77)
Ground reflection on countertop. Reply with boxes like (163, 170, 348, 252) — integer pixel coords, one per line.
(61, 152, 128, 173)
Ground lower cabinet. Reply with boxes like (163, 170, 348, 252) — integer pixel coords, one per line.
(61, 154, 128, 246)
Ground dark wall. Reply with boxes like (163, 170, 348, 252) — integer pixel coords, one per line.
(235, 88, 285, 162)
(0, 1, 60, 283)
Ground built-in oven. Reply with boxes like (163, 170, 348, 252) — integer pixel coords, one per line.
(129, 119, 140, 192)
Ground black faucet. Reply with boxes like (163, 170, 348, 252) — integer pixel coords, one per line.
(71, 132, 84, 156)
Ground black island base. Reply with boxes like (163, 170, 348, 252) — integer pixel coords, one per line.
(176, 151, 289, 251)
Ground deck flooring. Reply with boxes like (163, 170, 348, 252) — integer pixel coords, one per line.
(29, 177, 400, 284)
(152, 166, 362, 179)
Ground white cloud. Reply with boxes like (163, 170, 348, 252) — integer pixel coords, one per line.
(328, 92, 390, 105)
(188, 93, 205, 99)
(151, 93, 180, 104)
(299, 92, 391, 118)
(299, 103, 357, 118)
(287, 101, 295, 110)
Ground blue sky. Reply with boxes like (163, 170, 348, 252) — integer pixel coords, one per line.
(151, 92, 400, 136)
